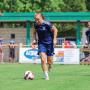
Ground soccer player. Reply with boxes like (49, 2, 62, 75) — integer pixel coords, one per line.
(31, 13, 58, 80)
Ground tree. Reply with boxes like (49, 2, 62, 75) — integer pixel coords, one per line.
(62, 0, 87, 11)
(0, 0, 89, 37)
(0, 0, 87, 12)
(86, 0, 90, 11)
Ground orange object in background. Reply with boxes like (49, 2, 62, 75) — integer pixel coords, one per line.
(62, 40, 70, 48)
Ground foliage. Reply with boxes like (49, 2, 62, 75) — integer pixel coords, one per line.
(0, 0, 88, 12)
(0, 0, 89, 37)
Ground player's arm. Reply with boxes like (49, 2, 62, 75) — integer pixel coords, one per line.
(32, 29, 37, 45)
(51, 25, 58, 46)
(30, 29, 37, 48)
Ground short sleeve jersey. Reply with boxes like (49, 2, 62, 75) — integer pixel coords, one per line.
(34, 21, 53, 44)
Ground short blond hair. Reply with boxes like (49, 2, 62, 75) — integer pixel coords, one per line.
(35, 13, 45, 20)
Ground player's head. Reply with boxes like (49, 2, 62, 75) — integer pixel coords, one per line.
(34, 13, 45, 25)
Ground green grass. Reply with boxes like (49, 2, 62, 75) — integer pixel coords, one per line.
(0, 63, 90, 90)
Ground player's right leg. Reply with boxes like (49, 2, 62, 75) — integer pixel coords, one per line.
(39, 52, 49, 80)
(38, 43, 49, 80)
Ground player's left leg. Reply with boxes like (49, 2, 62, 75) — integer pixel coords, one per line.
(47, 44, 54, 72)
(47, 56, 53, 72)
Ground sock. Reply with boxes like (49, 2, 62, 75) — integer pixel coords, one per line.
(44, 71, 49, 78)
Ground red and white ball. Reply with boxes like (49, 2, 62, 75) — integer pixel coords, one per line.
(24, 71, 34, 80)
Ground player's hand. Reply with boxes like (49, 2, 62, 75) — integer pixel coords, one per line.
(30, 40, 37, 49)
(31, 44, 37, 49)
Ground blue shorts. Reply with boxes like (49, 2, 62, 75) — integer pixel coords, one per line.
(38, 43, 54, 56)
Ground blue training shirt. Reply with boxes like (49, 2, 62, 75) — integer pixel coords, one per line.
(34, 21, 54, 44)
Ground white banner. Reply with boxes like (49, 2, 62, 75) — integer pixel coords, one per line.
(19, 48, 41, 63)
(54, 48, 80, 64)
(19, 47, 80, 64)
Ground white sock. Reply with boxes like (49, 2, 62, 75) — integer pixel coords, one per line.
(44, 71, 49, 78)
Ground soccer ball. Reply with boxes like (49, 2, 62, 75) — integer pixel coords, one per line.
(24, 71, 34, 80)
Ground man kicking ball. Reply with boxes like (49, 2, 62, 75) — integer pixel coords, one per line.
(31, 13, 58, 80)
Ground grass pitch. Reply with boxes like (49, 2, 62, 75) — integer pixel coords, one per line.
(0, 63, 90, 90)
